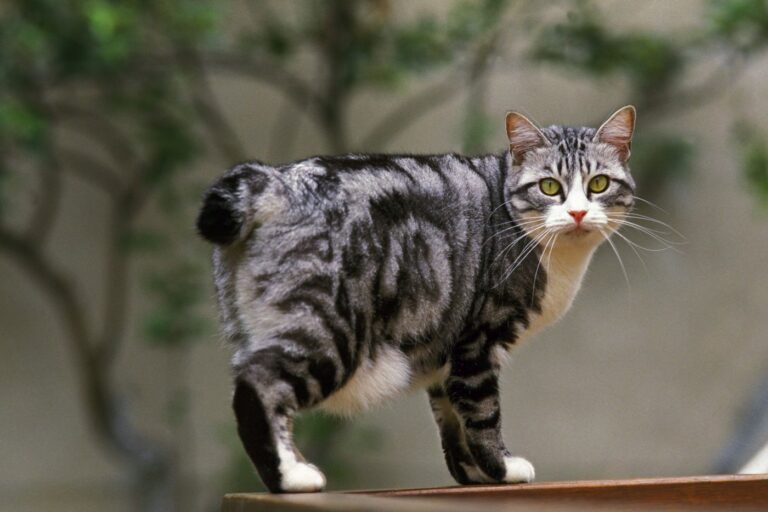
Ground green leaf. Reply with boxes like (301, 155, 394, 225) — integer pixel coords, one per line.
(734, 122, 768, 208)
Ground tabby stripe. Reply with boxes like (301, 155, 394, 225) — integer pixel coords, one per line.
(308, 357, 338, 398)
(447, 376, 498, 402)
(232, 381, 282, 492)
(280, 328, 324, 351)
(451, 356, 493, 378)
(275, 295, 353, 371)
(278, 232, 332, 264)
(611, 177, 634, 191)
(508, 182, 537, 196)
(465, 409, 501, 431)
(278, 367, 310, 407)
(297, 274, 334, 296)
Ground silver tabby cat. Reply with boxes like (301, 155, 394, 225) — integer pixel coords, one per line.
(197, 106, 636, 493)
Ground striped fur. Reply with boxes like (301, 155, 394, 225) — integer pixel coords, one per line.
(198, 107, 636, 492)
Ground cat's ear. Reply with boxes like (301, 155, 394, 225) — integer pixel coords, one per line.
(594, 105, 636, 162)
(506, 112, 549, 166)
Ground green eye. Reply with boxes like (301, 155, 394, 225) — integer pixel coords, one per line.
(539, 178, 561, 196)
(588, 175, 610, 193)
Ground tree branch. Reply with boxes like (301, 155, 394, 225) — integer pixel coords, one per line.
(58, 147, 123, 197)
(203, 52, 326, 123)
(177, 48, 247, 162)
(0, 225, 93, 371)
(358, 34, 501, 151)
(51, 103, 139, 170)
(27, 160, 62, 242)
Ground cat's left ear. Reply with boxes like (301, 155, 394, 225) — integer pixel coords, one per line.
(506, 112, 550, 166)
(594, 105, 636, 162)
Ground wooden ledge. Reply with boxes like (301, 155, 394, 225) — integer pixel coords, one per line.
(222, 474, 768, 511)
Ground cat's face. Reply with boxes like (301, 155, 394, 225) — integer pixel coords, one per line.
(503, 106, 636, 248)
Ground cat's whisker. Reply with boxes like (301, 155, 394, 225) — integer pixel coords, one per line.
(484, 223, 533, 248)
(604, 215, 671, 236)
(632, 195, 668, 214)
(610, 226, 673, 253)
(487, 217, 547, 240)
(608, 220, 682, 252)
(599, 228, 631, 292)
(487, 197, 520, 220)
(492, 217, 547, 231)
(607, 218, 677, 242)
(610, 213, 687, 241)
(492, 224, 548, 264)
(609, 229, 650, 275)
(546, 232, 559, 270)
(496, 229, 551, 286)
(531, 232, 558, 306)
(495, 234, 545, 287)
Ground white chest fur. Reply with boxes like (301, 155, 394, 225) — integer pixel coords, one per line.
(515, 244, 595, 345)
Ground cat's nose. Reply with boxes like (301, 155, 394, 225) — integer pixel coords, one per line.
(568, 210, 587, 223)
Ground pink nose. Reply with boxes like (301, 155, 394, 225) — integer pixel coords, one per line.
(568, 210, 587, 223)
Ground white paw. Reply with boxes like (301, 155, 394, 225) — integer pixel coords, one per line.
(503, 456, 535, 483)
(280, 462, 326, 493)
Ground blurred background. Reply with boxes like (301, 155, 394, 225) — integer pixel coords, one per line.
(2, 0, 768, 511)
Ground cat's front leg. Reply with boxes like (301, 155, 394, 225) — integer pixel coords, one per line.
(444, 343, 535, 484)
(427, 385, 487, 484)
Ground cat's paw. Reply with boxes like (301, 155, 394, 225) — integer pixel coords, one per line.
(458, 462, 495, 484)
(502, 456, 535, 483)
(280, 462, 326, 493)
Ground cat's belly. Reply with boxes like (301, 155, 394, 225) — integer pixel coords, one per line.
(318, 346, 448, 416)
(319, 345, 410, 416)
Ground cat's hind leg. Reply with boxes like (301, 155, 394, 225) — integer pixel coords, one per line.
(233, 344, 341, 493)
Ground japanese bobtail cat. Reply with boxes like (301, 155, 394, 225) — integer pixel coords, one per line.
(197, 106, 636, 492)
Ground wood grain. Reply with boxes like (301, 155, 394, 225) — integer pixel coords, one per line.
(222, 474, 768, 511)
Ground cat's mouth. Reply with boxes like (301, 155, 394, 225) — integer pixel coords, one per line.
(566, 226, 592, 236)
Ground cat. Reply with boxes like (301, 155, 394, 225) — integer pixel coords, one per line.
(196, 106, 636, 493)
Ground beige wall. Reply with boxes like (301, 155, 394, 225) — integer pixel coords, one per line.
(4, 1, 768, 510)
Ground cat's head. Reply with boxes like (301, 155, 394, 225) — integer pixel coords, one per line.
(503, 106, 636, 248)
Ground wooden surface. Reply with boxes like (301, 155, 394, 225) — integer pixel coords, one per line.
(222, 474, 768, 511)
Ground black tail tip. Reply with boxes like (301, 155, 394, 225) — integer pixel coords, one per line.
(196, 189, 242, 245)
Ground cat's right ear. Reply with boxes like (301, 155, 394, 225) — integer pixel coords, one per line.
(506, 112, 549, 166)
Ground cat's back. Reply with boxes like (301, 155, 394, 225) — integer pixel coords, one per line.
(278, 152, 494, 219)
(204, 152, 500, 377)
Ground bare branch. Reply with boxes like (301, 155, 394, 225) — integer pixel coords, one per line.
(0, 225, 93, 368)
(203, 52, 326, 122)
(26, 161, 62, 242)
(359, 35, 501, 151)
(51, 103, 139, 170)
(59, 147, 124, 197)
(177, 49, 247, 162)
(268, 93, 307, 161)
(644, 56, 747, 118)
(96, 207, 130, 366)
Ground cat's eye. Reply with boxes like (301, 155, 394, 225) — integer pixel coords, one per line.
(588, 175, 610, 193)
(539, 178, 561, 196)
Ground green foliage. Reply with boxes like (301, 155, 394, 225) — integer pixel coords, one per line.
(462, 110, 494, 154)
(532, 4, 684, 97)
(237, 0, 508, 89)
(708, 0, 768, 52)
(630, 135, 693, 199)
(142, 260, 209, 348)
(0, 99, 47, 151)
(734, 123, 768, 207)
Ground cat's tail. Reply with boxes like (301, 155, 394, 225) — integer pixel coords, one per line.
(196, 162, 286, 246)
